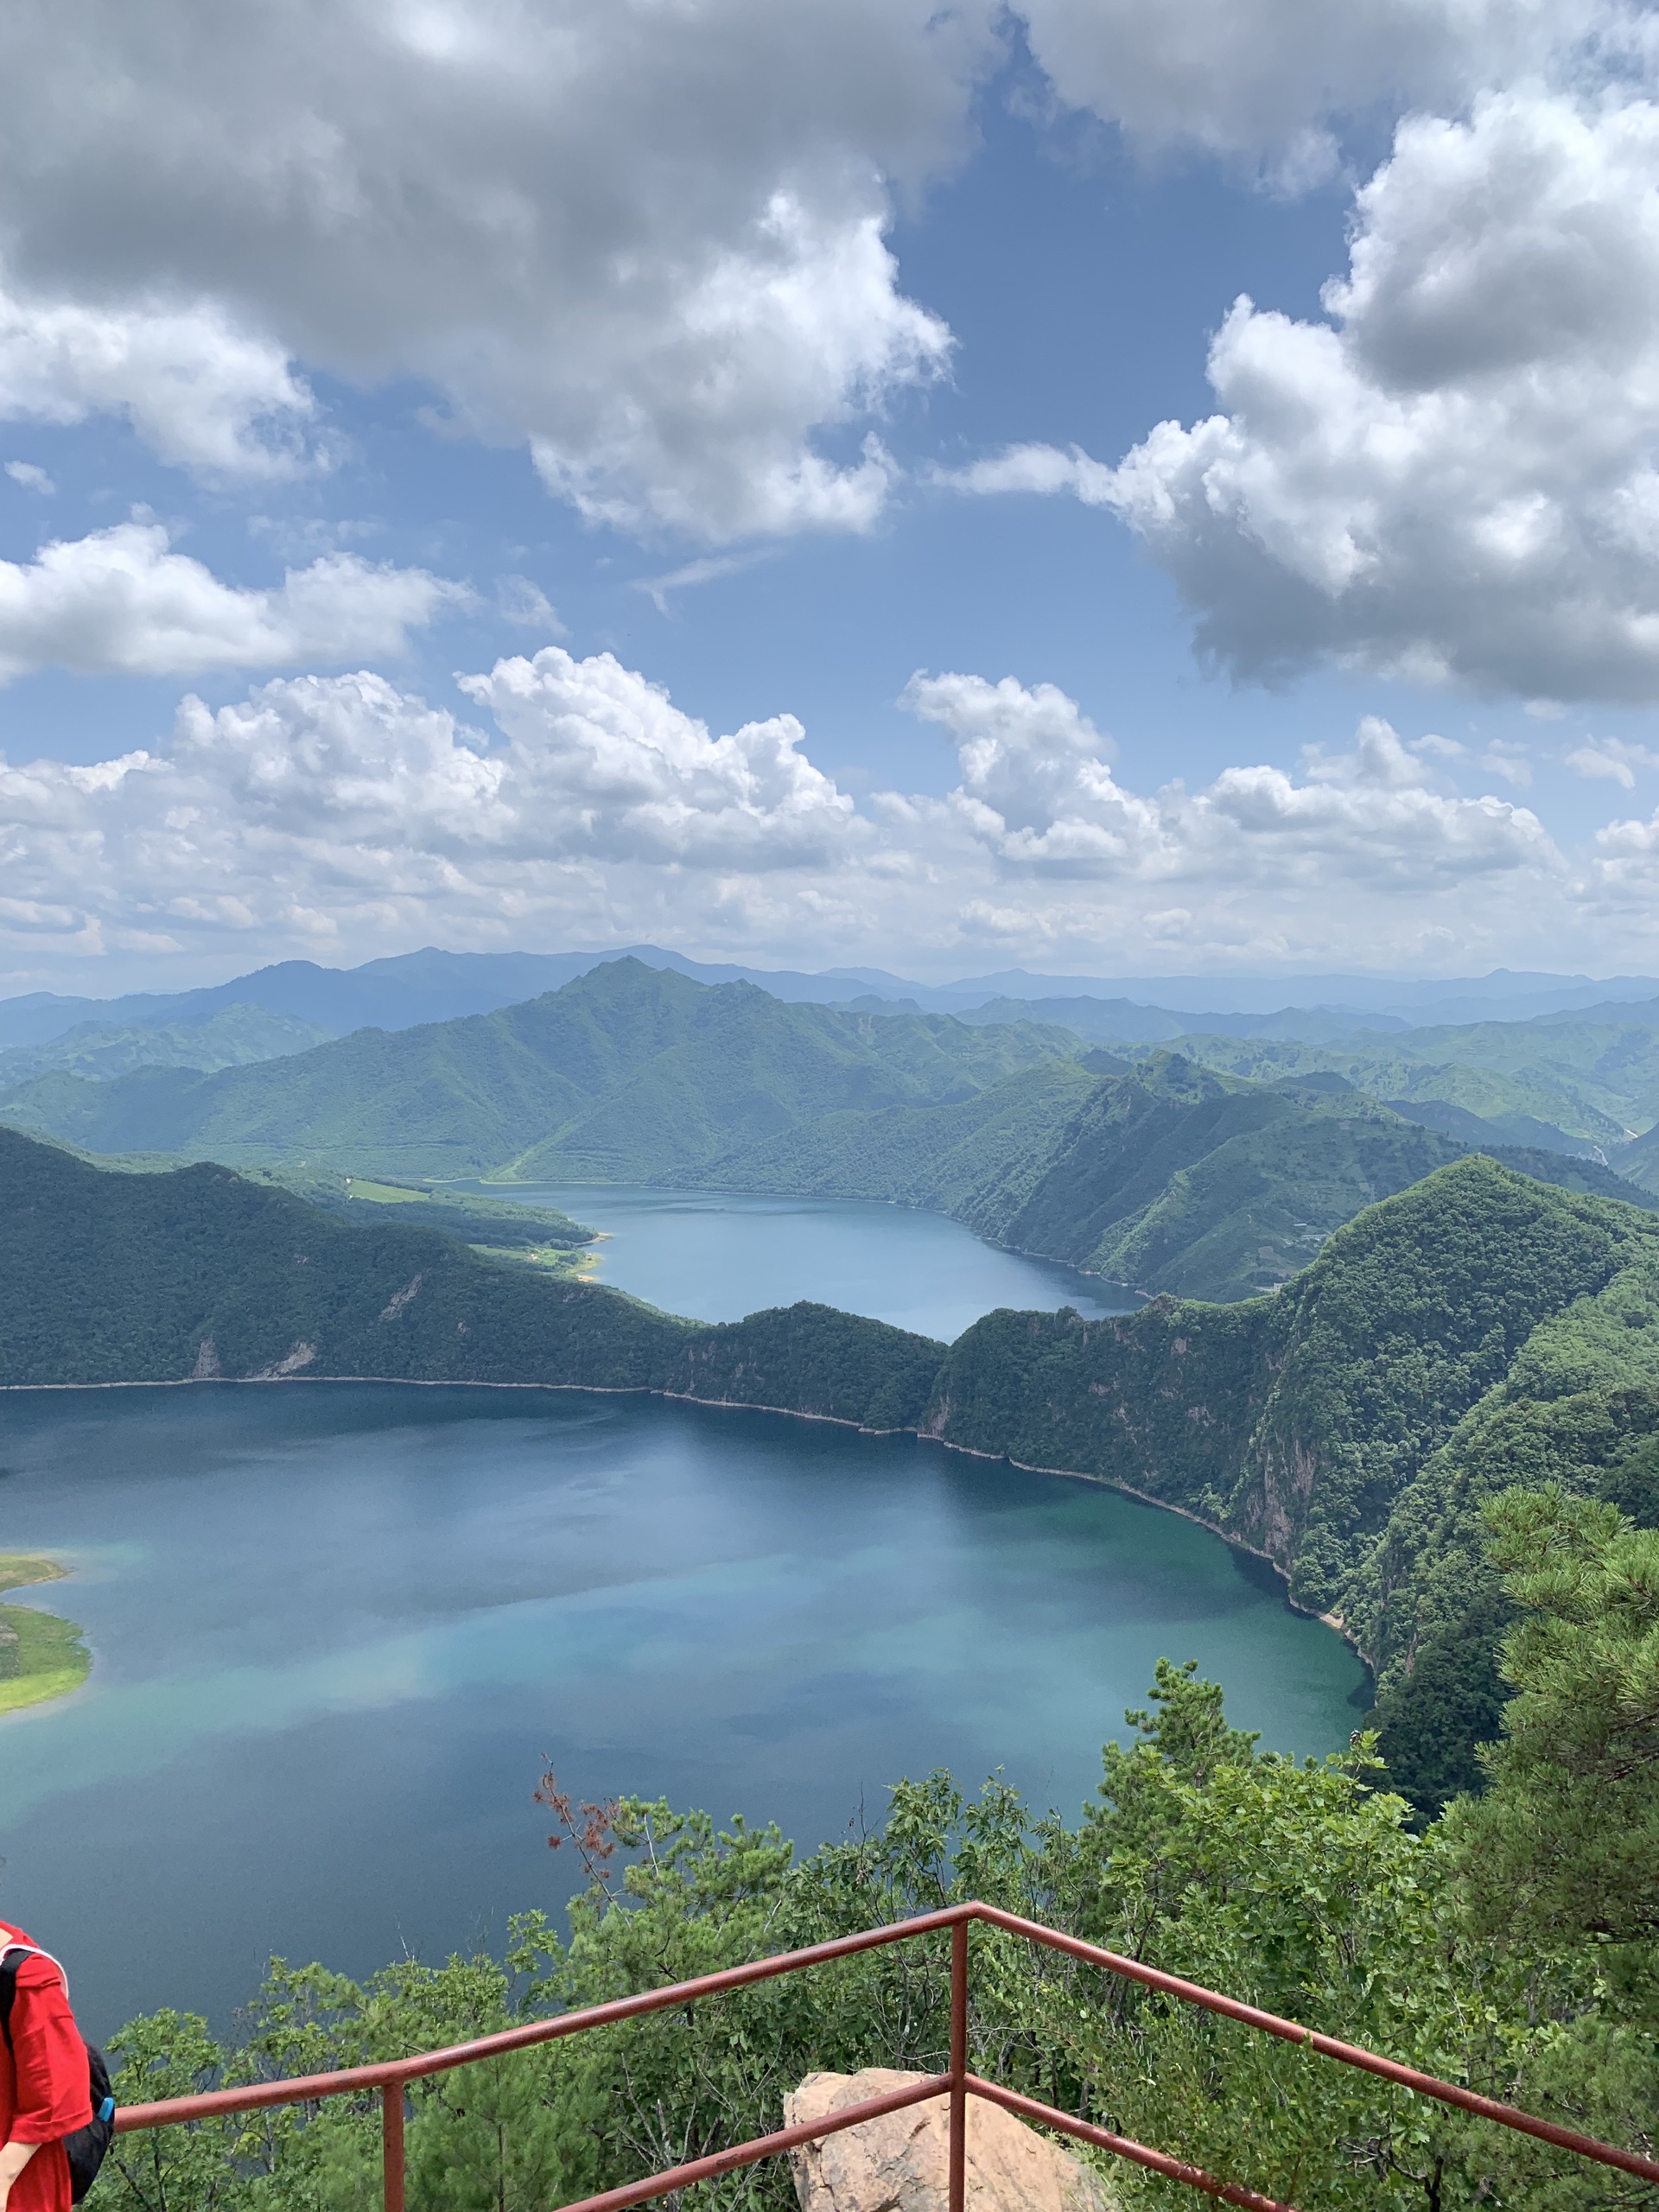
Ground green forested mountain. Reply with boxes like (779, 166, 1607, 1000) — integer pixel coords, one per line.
(0, 1128, 942, 1428)
(1614, 1111, 1659, 1192)
(0, 958, 1073, 1182)
(961, 1061, 1479, 1297)
(928, 1156, 1651, 1596)
(925, 1154, 1659, 1812)
(0, 1001, 333, 1088)
(10, 1127, 1659, 1819)
(1157, 1001, 1659, 1150)
(703, 1052, 1654, 1300)
(6, 958, 1653, 1306)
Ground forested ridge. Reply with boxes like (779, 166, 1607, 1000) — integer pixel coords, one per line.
(1147, 997, 1659, 1163)
(0, 958, 1074, 1182)
(0, 1128, 942, 1431)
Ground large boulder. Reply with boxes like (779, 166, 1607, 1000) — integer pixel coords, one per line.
(785, 2068, 1116, 2212)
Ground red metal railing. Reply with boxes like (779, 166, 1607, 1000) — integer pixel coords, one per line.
(112, 1901, 1659, 2212)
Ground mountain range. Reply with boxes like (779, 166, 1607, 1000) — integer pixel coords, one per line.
(10, 943, 1659, 1052)
(3, 957, 1652, 1306)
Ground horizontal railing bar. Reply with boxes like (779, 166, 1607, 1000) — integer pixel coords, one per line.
(971, 1905, 1659, 2183)
(114, 1906, 971, 2130)
(965, 2075, 1299, 2212)
(551, 2074, 952, 2212)
(111, 1899, 1659, 2184)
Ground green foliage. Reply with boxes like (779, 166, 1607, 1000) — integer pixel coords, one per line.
(256, 1167, 595, 1253)
(0, 1559, 91, 1713)
(696, 1059, 1102, 1224)
(1236, 1155, 1638, 1612)
(1451, 1485, 1659, 1948)
(1371, 1593, 1512, 1819)
(927, 1158, 1652, 1630)
(988, 1056, 1465, 1300)
(1356, 1243, 1659, 1817)
(1155, 1010, 1659, 1148)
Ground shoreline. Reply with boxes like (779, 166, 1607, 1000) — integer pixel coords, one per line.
(1, 1373, 1365, 1669)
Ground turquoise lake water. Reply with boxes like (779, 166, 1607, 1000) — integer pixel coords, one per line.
(0, 1197, 1364, 2038)
(451, 1181, 1141, 1338)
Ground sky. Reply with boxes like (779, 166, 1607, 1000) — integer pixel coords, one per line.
(9, 1, 1659, 995)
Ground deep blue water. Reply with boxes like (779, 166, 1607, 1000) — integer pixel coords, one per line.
(0, 1193, 1363, 2040)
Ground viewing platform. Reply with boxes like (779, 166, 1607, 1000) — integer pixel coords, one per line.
(112, 1902, 1657, 2212)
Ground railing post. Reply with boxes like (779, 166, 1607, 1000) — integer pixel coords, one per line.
(949, 1919, 968, 2212)
(382, 2082, 406, 2212)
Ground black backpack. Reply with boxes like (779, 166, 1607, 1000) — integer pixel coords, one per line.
(0, 1947, 115, 2205)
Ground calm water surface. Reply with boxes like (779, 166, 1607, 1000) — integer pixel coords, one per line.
(0, 1385, 1366, 2037)
(454, 1182, 1140, 1337)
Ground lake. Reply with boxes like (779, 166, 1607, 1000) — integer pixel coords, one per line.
(0, 1384, 1366, 2039)
(1, 1189, 1361, 2038)
(451, 1181, 1140, 1338)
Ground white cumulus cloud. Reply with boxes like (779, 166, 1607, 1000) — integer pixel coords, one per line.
(900, 681, 1554, 892)
(0, 280, 320, 479)
(0, 523, 470, 681)
(3, 655, 1634, 991)
(0, 0, 989, 538)
(455, 647, 859, 867)
(960, 91, 1659, 705)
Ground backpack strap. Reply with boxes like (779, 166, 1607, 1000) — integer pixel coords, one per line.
(0, 1942, 69, 2052)
(0, 1945, 26, 2053)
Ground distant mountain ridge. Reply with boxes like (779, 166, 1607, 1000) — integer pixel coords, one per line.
(0, 1002, 333, 1088)
(10, 944, 1659, 1051)
(0, 960, 1074, 1183)
(5, 958, 1653, 1306)
(1157, 1008, 1659, 1160)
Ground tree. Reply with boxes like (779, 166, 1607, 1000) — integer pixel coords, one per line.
(1448, 1484, 1659, 1948)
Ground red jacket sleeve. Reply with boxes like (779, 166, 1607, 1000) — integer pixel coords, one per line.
(6, 1957, 92, 2145)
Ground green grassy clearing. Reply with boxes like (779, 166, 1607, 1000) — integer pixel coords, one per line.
(0, 1555, 91, 1715)
(467, 1242, 599, 1277)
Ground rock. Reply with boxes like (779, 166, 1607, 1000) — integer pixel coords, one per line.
(785, 2069, 1116, 2212)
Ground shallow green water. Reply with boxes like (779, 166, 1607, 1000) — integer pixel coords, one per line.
(0, 1383, 1366, 2037)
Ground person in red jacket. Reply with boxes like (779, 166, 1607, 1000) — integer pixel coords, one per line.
(0, 1924, 92, 2212)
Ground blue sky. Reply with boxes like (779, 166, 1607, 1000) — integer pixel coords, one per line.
(7, 1, 1659, 992)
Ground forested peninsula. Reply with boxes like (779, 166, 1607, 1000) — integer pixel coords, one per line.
(10, 1123, 1659, 1814)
